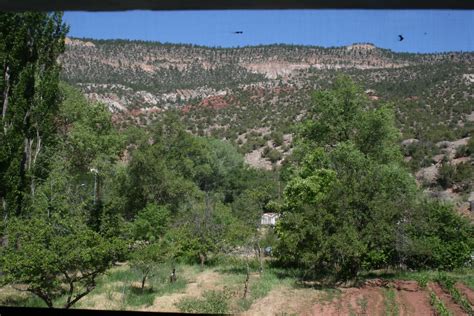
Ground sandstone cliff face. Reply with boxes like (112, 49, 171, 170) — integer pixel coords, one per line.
(65, 37, 96, 47)
(60, 37, 428, 114)
(60, 38, 474, 139)
(62, 39, 411, 125)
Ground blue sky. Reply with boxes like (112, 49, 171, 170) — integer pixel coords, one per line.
(63, 10, 474, 53)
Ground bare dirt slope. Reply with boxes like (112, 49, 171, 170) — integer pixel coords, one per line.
(429, 282, 469, 316)
(246, 280, 436, 316)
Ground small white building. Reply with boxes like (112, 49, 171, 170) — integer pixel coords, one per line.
(261, 213, 280, 226)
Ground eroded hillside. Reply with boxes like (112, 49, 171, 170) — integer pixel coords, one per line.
(60, 38, 474, 211)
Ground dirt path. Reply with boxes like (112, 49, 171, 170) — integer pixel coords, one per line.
(140, 270, 222, 313)
(455, 282, 474, 306)
(242, 285, 319, 316)
(429, 282, 468, 316)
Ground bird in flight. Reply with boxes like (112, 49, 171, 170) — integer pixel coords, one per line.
(398, 35, 404, 41)
(233, 31, 243, 34)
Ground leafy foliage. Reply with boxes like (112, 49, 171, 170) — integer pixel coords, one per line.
(275, 77, 473, 281)
(132, 204, 170, 243)
(130, 241, 171, 290)
(404, 199, 474, 270)
(0, 12, 68, 218)
(1, 214, 125, 308)
(2, 13, 473, 311)
(170, 198, 244, 266)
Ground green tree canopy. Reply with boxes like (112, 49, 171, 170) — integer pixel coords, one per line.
(132, 203, 170, 243)
(1, 214, 125, 308)
(275, 76, 473, 281)
(130, 240, 171, 290)
(299, 75, 402, 164)
(0, 12, 68, 217)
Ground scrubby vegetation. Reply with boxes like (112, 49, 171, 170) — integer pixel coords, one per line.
(0, 11, 473, 314)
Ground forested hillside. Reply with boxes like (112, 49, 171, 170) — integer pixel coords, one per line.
(0, 12, 473, 314)
(60, 37, 474, 212)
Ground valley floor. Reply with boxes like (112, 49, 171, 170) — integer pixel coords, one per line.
(1, 262, 474, 315)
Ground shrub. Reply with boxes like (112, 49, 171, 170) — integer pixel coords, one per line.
(437, 162, 456, 189)
(452, 162, 474, 192)
(455, 145, 469, 158)
(262, 148, 282, 163)
(405, 200, 474, 270)
(271, 131, 284, 147)
(467, 137, 474, 157)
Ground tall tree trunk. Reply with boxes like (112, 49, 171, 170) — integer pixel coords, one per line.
(243, 261, 250, 298)
(32, 128, 41, 166)
(64, 284, 96, 309)
(141, 274, 147, 291)
(28, 137, 37, 196)
(65, 275, 74, 307)
(32, 290, 54, 308)
(2, 197, 6, 225)
(254, 238, 264, 274)
(30, 177, 36, 197)
(2, 64, 10, 128)
(16, 148, 27, 216)
(199, 253, 206, 269)
(169, 268, 177, 283)
(0, 198, 7, 247)
(27, 138, 33, 171)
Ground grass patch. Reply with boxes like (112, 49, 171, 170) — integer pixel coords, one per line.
(452, 268, 474, 290)
(124, 286, 156, 307)
(214, 256, 262, 275)
(176, 290, 231, 314)
(348, 302, 357, 316)
(236, 297, 253, 311)
(2, 263, 197, 310)
(363, 269, 438, 282)
(0, 285, 82, 309)
(384, 288, 399, 316)
(462, 275, 474, 291)
(122, 264, 189, 307)
(362, 268, 474, 289)
(318, 288, 341, 303)
(77, 263, 191, 309)
(436, 272, 473, 315)
(357, 296, 368, 314)
(0, 289, 47, 308)
(249, 270, 286, 300)
(429, 291, 453, 316)
(214, 259, 297, 312)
